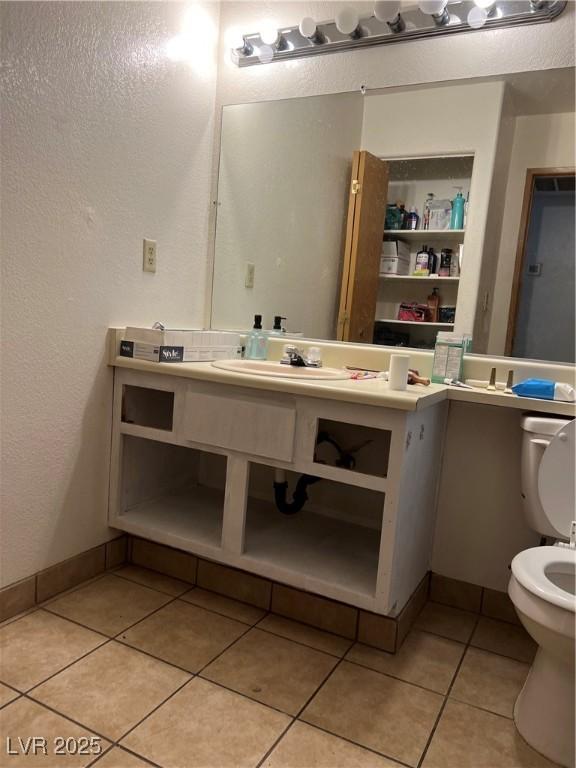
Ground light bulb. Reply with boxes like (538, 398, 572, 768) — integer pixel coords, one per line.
(467, 5, 488, 27)
(299, 17, 317, 37)
(418, 0, 447, 14)
(473, 0, 494, 7)
(374, 1, 401, 22)
(335, 6, 360, 35)
(260, 23, 279, 45)
(257, 44, 274, 64)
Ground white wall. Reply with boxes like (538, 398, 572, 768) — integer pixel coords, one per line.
(360, 83, 505, 337)
(488, 112, 576, 354)
(1, 0, 574, 590)
(432, 402, 540, 593)
(0, 1, 219, 586)
(211, 92, 363, 338)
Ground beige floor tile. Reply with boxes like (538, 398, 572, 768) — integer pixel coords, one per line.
(262, 721, 402, 767)
(450, 646, 530, 717)
(414, 602, 478, 643)
(0, 682, 19, 707)
(122, 677, 290, 768)
(89, 747, 151, 767)
(202, 627, 338, 715)
(258, 614, 353, 657)
(30, 641, 189, 741)
(0, 698, 110, 766)
(422, 699, 558, 767)
(113, 565, 190, 597)
(346, 631, 464, 694)
(471, 616, 537, 663)
(118, 600, 247, 673)
(0, 610, 106, 691)
(180, 587, 266, 624)
(302, 661, 443, 767)
(45, 574, 171, 636)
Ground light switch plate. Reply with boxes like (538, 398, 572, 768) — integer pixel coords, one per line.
(143, 239, 157, 273)
(245, 262, 255, 288)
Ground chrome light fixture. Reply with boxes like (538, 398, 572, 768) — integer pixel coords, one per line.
(231, 0, 567, 67)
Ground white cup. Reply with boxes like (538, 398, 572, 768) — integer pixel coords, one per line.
(388, 354, 410, 391)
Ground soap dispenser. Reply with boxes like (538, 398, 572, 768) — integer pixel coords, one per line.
(245, 314, 268, 360)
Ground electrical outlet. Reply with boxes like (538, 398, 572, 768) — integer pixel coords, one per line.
(245, 262, 255, 288)
(143, 239, 157, 273)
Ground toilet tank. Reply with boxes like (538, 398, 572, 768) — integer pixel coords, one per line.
(520, 415, 572, 538)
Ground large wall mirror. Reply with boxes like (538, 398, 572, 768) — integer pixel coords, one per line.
(211, 67, 575, 363)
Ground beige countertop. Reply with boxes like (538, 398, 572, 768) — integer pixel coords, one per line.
(111, 355, 576, 417)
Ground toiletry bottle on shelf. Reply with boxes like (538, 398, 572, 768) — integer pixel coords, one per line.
(245, 314, 268, 360)
(414, 245, 429, 275)
(422, 193, 434, 230)
(427, 287, 440, 323)
(398, 202, 407, 229)
(450, 188, 465, 230)
(463, 191, 469, 228)
(427, 246, 438, 275)
(439, 248, 453, 277)
(406, 207, 419, 230)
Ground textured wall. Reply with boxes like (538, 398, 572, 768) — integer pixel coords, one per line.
(216, 1, 575, 107)
(0, 1, 219, 586)
(212, 92, 363, 338)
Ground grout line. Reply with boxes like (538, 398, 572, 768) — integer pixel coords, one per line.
(21, 694, 113, 744)
(296, 719, 415, 768)
(415, 611, 482, 768)
(252, 622, 351, 659)
(254, 718, 298, 768)
(111, 569, 192, 598)
(113, 674, 193, 746)
(342, 655, 453, 698)
(24, 637, 113, 695)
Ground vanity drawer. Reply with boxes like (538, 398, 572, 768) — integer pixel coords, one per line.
(181, 390, 296, 461)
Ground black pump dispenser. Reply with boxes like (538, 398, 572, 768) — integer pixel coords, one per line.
(253, 314, 263, 330)
(273, 315, 286, 331)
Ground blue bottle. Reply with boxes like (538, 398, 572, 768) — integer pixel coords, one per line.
(245, 314, 268, 360)
(450, 190, 465, 230)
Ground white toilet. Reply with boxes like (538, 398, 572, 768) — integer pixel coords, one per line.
(508, 415, 575, 768)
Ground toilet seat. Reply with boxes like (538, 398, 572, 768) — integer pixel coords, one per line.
(511, 546, 575, 613)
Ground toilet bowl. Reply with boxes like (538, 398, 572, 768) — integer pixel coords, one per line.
(508, 416, 575, 768)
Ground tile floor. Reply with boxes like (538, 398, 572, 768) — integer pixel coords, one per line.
(0, 566, 559, 768)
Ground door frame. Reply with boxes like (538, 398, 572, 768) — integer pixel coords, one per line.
(505, 166, 575, 356)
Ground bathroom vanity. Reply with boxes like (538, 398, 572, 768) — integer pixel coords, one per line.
(109, 361, 448, 617)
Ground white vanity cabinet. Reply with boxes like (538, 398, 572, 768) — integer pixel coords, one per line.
(109, 368, 447, 616)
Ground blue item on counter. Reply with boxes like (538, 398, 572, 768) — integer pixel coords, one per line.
(512, 379, 556, 400)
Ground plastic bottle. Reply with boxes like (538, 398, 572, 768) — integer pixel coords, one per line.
(427, 287, 440, 323)
(245, 314, 268, 360)
(422, 193, 434, 230)
(406, 207, 419, 230)
(450, 188, 465, 230)
(414, 245, 429, 275)
(427, 246, 438, 275)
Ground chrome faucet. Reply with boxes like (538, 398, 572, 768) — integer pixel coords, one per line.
(280, 345, 322, 368)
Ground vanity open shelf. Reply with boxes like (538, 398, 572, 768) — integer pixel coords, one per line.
(109, 368, 448, 616)
(114, 435, 227, 557)
(242, 466, 382, 604)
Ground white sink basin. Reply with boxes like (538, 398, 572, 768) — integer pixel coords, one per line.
(211, 359, 351, 380)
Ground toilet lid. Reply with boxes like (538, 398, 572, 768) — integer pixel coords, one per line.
(538, 419, 575, 539)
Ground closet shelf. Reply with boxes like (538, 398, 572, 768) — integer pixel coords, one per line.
(383, 229, 465, 237)
(376, 319, 454, 328)
(379, 275, 459, 282)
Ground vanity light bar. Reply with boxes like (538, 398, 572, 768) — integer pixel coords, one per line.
(231, 0, 567, 67)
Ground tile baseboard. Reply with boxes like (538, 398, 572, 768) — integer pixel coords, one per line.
(0, 535, 128, 623)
